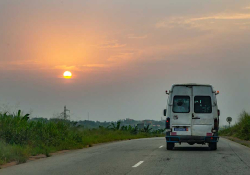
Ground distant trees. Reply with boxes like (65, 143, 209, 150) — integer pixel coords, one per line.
(105, 122, 165, 135)
(31, 116, 165, 131)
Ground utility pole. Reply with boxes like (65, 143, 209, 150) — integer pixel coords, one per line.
(88, 112, 89, 121)
(61, 106, 70, 120)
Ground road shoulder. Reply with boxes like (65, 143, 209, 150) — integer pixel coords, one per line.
(222, 136, 250, 148)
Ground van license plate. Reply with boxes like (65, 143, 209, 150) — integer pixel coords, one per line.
(174, 128, 187, 131)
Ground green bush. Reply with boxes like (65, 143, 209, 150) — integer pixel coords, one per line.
(0, 113, 84, 149)
(219, 111, 250, 140)
(0, 140, 30, 165)
(0, 111, 164, 165)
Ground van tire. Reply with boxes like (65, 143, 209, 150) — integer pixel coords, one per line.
(209, 143, 217, 150)
(167, 143, 174, 150)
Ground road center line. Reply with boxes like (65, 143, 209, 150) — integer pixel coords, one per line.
(159, 145, 163, 148)
(132, 161, 144, 168)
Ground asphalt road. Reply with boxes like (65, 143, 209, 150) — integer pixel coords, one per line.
(1, 137, 250, 175)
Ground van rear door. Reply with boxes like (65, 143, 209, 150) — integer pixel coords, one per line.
(192, 86, 214, 136)
(171, 86, 192, 136)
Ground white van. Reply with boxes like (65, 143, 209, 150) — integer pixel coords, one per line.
(163, 84, 220, 150)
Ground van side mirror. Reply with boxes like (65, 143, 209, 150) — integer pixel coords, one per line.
(163, 109, 167, 116)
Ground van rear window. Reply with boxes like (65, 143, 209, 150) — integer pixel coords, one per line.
(194, 96, 212, 113)
(173, 96, 190, 113)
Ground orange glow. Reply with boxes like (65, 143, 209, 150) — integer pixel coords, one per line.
(63, 71, 72, 79)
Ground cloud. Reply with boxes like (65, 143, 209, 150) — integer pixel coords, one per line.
(54, 65, 79, 70)
(156, 13, 250, 30)
(127, 34, 148, 39)
(156, 17, 189, 29)
(54, 64, 109, 72)
(93, 40, 127, 49)
(99, 43, 127, 49)
(244, 6, 250, 10)
(81, 64, 108, 68)
(107, 52, 134, 62)
(0, 60, 42, 70)
(191, 13, 250, 21)
(8, 60, 40, 66)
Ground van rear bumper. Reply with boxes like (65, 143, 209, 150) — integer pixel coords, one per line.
(165, 135, 219, 143)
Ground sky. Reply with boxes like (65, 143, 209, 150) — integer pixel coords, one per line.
(0, 0, 250, 125)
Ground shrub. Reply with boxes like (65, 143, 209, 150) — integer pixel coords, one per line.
(219, 111, 250, 140)
(0, 110, 164, 165)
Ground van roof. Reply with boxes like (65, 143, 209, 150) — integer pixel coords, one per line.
(172, 83, 212, 87)
(171, 83, 214, 89)
(171, 83, 214, 91)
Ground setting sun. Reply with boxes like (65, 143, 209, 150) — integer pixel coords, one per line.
(63, 71, 72, 79)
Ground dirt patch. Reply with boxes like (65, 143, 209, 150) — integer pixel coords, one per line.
(0, 150, 73, 169)
(50, 150, 71, 156)
(0, 161, 17, 169)
(29, 154, 47, 161)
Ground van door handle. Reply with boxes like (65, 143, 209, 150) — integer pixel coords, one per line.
(192, 113, 200, 119)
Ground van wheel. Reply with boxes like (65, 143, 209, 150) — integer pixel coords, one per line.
(209, 143, 217, 150)
(167, 142, 174, 150)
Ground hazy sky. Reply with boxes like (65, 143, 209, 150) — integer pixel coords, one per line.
(1, 0, 250, 125)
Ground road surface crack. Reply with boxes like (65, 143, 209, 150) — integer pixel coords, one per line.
(228, 143, 250, 169)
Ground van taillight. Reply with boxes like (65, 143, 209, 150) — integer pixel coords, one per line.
(166, 117, 170, 129)
(214, 119, 218, 130)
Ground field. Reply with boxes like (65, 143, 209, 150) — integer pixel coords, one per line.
(219, 111, 250, 140)
(0, 111, 164, 165)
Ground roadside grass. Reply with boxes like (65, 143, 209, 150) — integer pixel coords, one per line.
(240, 143, 249, 147)
(80, 129, 162, 146)
(219, 111, 250, 141)
(0, 140, 30, 165)
(0, 111, 164, 166)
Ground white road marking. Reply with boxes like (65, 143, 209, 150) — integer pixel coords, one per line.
(132, 161, 144, 168)
(159, 145, 163, 148)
